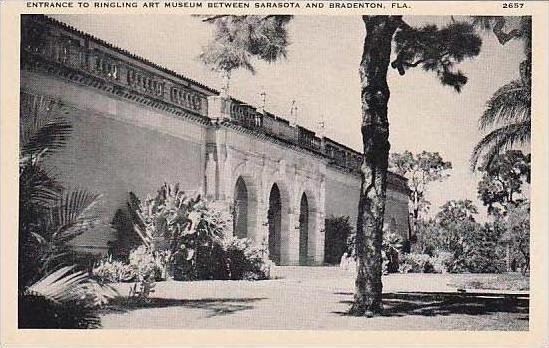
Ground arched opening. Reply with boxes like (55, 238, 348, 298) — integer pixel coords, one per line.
(233, 177, 248, 238)
(299, 193, 309, 266)
(268, 184, 282, 265)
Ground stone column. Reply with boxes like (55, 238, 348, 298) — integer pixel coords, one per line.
(310, 211, 326, 265)
(283, 209, 300, 265)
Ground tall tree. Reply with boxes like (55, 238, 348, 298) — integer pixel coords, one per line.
(389, 151, 452, 234)
(470, 16, 531, 169)
(200, 16, 481, 316)
(477, 150, 530, 216)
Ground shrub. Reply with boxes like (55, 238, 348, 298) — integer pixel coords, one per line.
(399, 253, 435, 273)
(222, 237, 271, 280)
(93, 257, 135, 283)
(324, 216, 354, 265)
(127, 183, 271, 281)
(430, 251, 454, 273)
(128, 245, 170, 281)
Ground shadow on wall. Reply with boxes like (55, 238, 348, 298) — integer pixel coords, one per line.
(334, 291, 529, 318)
(102, 297, 267, 318)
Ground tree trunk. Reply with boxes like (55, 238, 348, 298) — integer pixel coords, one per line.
(351, 16, 401, 316)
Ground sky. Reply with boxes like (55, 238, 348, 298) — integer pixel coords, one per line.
(51, 15, 526, 220)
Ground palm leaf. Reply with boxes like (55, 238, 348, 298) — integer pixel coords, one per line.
(19, 163, 62, 208)
(49, 190, 101, 244)
(471, 121, 531, 169)
(26, 266, 118, 305)
(479, 80, 530, 130)
(20, 94, 72, 159)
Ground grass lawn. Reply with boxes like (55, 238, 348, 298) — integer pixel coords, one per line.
(445, 272, 529, 291)
(99, 267, 528, 330)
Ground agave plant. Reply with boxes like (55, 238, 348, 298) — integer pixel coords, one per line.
(20, 266, 117, 329)
(129, 183, 232, 280)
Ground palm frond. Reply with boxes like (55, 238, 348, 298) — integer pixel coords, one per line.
(19, 163, 62, 208)
(26, 266, 118, 305)
(471, 121, 531, 169)
(479, 80, 531, 130)
(20, 266, 118, 328)
(49, 190, 101, 244)
(20, 94, 72, 159)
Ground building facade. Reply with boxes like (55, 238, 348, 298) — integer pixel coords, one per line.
(20, 15, 411, 265)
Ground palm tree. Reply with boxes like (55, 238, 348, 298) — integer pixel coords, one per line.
(470, 16, 531, 169)
(19, 93, 116, 328)
(470, 79, 531, 169)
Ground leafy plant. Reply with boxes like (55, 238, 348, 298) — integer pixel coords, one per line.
(129, 183, 270, 281)
(399, 253, 435, 273)
(323, 216, 354, 265)
(19, 266, 117, 328)
(382, 232, 403, 274)
(221, 236, 271, 280)
(93, 257, 136, 283)
(19, 93, 115, 328)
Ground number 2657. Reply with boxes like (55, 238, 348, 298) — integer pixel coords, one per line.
(502, 3, 524, 8)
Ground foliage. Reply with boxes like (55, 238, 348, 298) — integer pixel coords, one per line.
(435, 199, 478, 228)
(382, 231, 403, 274)
(128, 245, 170, 281)
(399, 253, 435, 273)
(471, 80, 531, 169)
(430, 251, 454, 274)
(93, 257, 135, 283)
(477, 150, 530, 215)
(392, 21, 482, 92)
(19, 94, 116, 328)
(130, 183, 228, 280)
(413, 201, 509, 273)
(129, 183, 270, 281)
(470, 16, 531, 169)
(389, 151, 452, 227)
(19, 266, 117, 328)
(412, 219, 446, 256)
(221, 237, 272, 280)
(323, 216, 354, 265)
(200, 15, 292, 94)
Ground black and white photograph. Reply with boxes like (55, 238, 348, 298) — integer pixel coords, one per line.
(2, 1, 548, 344)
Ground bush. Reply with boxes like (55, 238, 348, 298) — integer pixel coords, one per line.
(399, 253, 435, 273)
(430, 251, 454, 273)
(324, 216, 354, 265)
(223, 237, 272, 280)
(93, 257, 135, 283)
(128, 245, 170, 281)
(126, 183, 272, 281)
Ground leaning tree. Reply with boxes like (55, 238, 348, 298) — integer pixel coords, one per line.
(200, 15, 481, 316)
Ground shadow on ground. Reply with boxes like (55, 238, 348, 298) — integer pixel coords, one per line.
(335, 291, 529, 318)
(102, 297, 267, 318)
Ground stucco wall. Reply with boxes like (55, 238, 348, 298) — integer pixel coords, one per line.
(42, 110, 206, 250)
(22, 71, 208, 252)
(325, 168, 410, 241)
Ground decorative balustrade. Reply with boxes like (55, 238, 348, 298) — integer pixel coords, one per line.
(21, 15, 208, 117)
(22, 15, 371, 176)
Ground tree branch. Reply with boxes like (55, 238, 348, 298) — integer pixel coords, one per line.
(492, 17, 523, 45)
